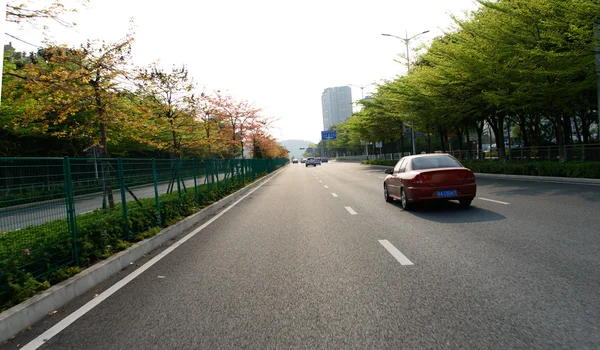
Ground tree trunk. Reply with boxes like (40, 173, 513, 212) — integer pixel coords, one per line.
(486, 113, 506, 162)
(465, 122, 472, 161)
(562, 115, 573, 145)
(517, 113, 530, 148)
(456, 126, 464, 151)
(476, 121, 484, 160)
(426, 130, 431, 153)
(438, 127, 446, 152)
(580, 111, 590, 143)
(551, 117, 566, 163)
(400, 122, 405, 156)
(94, 78, 115, 209)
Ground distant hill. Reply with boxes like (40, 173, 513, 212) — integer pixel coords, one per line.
(279, 139, 313, 159)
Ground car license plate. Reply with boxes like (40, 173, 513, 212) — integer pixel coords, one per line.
(437, 190, 457, 197)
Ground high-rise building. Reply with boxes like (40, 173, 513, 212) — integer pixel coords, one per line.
(321, 86, 352, 130)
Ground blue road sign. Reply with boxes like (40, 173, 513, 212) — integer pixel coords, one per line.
(321, 130, 337, 140)
(306, 148, 314, 153)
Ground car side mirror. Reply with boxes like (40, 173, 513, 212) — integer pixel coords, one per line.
(384, 168, 393, 174)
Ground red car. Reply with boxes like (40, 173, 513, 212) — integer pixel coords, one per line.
(383, 154, 476, 210)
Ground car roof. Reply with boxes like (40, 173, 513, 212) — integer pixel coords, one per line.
(402, 153, 456, 160)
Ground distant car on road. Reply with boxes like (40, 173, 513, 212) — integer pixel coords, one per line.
(321, 157, 328, 163)
(383, 154, 476, 210)
(305, 157, 320, 167)
(292, 159, 298, 164)
(301, 158, 307, 163)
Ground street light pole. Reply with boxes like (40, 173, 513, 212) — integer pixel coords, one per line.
(348, 83, 374, 99)
(382, 30, 429, 155)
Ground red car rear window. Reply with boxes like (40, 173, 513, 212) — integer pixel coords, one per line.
(412, 156, 461, 170)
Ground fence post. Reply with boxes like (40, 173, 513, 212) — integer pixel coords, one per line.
(206, 159, 211, 196)
(62, 156, 79, 266)
(152, 159, 162, 227)
(117, 158, 129, 240)
(215, 160, 220, 192)
(548, 147, 551, 161)
(582, 144, 586, 161)
(192, 159, 198, 204)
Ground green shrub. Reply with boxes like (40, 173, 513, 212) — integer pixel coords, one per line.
(361, 160, 397, 166)
(461, 161, 600, 179)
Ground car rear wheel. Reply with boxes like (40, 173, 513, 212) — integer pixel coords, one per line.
(384, 184, 393, 203)
(459, 198, 473, 207)
(400, 188, 412, 210)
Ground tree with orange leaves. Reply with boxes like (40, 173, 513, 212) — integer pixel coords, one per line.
(5, 33, 135, 158)
(209, 91, 266, 159)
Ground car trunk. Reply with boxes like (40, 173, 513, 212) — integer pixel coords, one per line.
(418, 168, 473, 186)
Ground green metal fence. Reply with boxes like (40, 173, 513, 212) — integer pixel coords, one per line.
(0, 157, 288, 304)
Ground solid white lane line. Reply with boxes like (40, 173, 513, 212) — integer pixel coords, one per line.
(331, 193, 338, 197)
(324, 185, 329, 188)
(378, 240, 414, 266)
(345, 206, 357, 215)
(478, 197, 510, 205)
(21, 172, 283, 350)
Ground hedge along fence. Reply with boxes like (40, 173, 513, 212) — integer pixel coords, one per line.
(0, 157, 288, 311)
(360, 159, 600, 179)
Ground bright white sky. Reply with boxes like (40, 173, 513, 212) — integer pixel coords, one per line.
(5, 0, 480, 143)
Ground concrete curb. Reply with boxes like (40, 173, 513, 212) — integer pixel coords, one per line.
(0, 166, 287, 343)
(359, 163, 600, 185)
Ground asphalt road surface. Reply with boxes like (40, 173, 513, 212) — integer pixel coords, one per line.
(7, 161, 600, 349)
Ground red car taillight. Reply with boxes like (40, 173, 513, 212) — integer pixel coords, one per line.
(458, 170, 475, 182)
(467, 170, 475, 181)
(412, 174, 432, 185)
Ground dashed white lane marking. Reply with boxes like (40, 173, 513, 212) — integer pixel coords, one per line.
(324, 185, 329, 188)
(345, 206, 357, 215)
(331, 193, 338, 197)
(21, 170, 283, 350)
(319, 180, 323, 183)
(378, 240, 414, 265)
(478, 197, 510, 205)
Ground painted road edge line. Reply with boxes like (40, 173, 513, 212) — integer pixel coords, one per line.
(345, 206, 357, 215)
(478, 197, 510, 205)
(378, 240, 414, 266)
(21, 171, 282, 350)
(331, 193, 338, 198)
